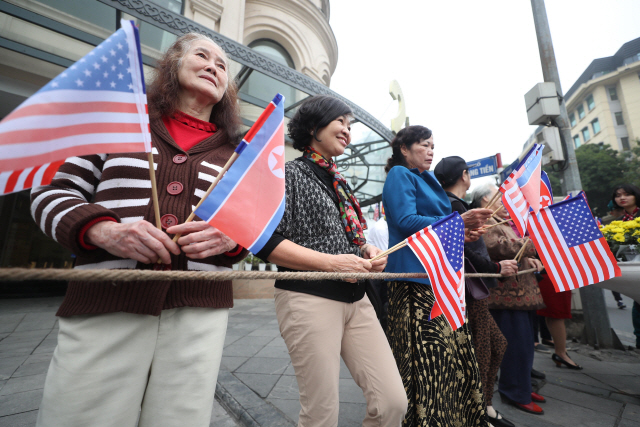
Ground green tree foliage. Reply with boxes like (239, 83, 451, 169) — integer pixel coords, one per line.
(543, 143, 640, 216)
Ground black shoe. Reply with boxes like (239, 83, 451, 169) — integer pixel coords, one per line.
(531, 368, 546, 379)
(618, 301, 627, 309)
(552, 353, 583, 370)
(541, 338, 555, 347)
(487, 410, 515, 427)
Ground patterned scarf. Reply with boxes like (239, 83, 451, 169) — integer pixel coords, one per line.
(304, 146, 367, 245)
(622, 206, 639, 222)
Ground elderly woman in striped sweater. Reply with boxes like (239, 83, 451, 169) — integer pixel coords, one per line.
(31, 33, 245, 427)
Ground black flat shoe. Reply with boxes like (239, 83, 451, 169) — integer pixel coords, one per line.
(487, 411, 515, 427)
(531, 368, 546, 379)
(541, 338, 555, 347)
(552, 353, 583, 370)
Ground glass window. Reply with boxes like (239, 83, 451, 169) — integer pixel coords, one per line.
(586, 94, 595, 111)
(569, 113, 576, 127)
(581, 127, 590, 142)
(621, 137, 630, 151)
(577, 104, 585, 119)
(608, 87, 618, 101)
(573, 135, 581, 148)
(591, 118, 600, 134)
(36, 0, 116, 31)
(615, 112, 624, 125)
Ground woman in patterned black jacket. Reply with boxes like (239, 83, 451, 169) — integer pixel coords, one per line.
(255, 95, 406, 427)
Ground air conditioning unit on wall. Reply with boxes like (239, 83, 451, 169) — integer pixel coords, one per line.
(536, 127, 565, 166)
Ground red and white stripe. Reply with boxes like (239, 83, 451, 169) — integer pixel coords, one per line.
(528, 209, 621, 292)
(0, 161, 65, 195)
(407, 228, 465, 331)
(500, 172, 530, 236)
(0, 91, 150, 176)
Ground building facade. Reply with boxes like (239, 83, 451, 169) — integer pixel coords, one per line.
(564, 37, 640, 152)
(0, 0, 392, 269)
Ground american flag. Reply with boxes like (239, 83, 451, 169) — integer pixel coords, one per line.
(406, 212, 466, 331)
(528, 195, 620, 293)
(500, 144, 543, 236)
(0, 20, 150, 195)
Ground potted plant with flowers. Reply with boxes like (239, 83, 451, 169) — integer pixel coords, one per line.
(600, 218, 640, 262)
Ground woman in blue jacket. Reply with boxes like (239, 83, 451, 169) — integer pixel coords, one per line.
(382, 125, 492, 427)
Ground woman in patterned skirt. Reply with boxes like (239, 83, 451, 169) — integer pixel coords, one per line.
(381, 126, 493, 426)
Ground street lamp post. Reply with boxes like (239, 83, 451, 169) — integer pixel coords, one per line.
(530, 0, 615, 349)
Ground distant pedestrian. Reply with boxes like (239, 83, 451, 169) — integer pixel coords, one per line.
(256, 95, 407, 427)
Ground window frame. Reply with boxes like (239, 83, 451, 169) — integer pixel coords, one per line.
(591, 118, 600, 134)
(569, 112, 576, 128)
(614, 111, 625, 126)
(621, 137, 630, 151)
(586, 94, 595, 111)
(608, 87, 618, 101)
(581, 127, 590, 142)
(573, 135, 581, 149)
(577, 104, 585, 119)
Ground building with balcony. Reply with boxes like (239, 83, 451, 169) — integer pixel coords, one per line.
(564, 37, 640, 152)
(0, 0, 392, 270)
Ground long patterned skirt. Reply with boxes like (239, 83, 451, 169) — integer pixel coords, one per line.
(386, 281, 488, 427)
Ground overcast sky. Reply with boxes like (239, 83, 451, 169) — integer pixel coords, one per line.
(329, 0, 640, 184)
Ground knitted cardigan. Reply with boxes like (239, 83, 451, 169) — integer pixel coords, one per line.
(30, 118, 248, 317)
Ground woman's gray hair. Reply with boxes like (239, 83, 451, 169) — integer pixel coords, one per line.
(471, 183, 497, 209)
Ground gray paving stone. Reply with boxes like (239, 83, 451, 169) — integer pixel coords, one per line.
(24, 353, 53, 365)
(339, 378, 366, 404)
(0, 409, 38, 427)
(12, 361, 50, 378)
(337, 402, 367, 427)
(265, 337, 286, 347)
(0, 315, 24, 334)
(235, 357, 290, 375)
(33, 338, 57, 354)
(623, 403, 640, 420)
(545, 373, 613, 397)
(253, 345, 290, 359)
(0, 389, 43, 417)
(248, 328, 281, 337)
(340, 359, 353, 379)
(0, 373, 46, 396)
(608, 362, 640, 376)
(0, 330, 50, 343)
(0, 356, 27, 380)
(224, 334, 243, 347)
(220, 356, 249, 372)
(534, 396, 616, 427)
(210, 397, 240, 427)
(235, 373, 281, 398)
(268, 375, 299, 400)
(620, 419, 640, 427)
(0, 380, 5, 392)
(539, 383, 623, 416)
(283, 363, 295, 376)
(589, 374, 640, 395)
(0, 340, 41, 355)
(223, 336, 273, 357)
(611, 393, 640, 405)
(266, 398, 299, 424)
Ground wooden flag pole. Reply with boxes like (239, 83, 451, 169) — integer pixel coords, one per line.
(171, 151, 239, 243)
(370, 240, 407, 262)
(147, 152, 162, 230)
(485, 190, 502, 210)
(514, 237, 530, 262)
(481, 219, 510, 230)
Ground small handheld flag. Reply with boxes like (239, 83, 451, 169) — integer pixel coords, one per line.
(195, 94, 286, 254)
(540, 171, 553, 208)
(528, 195, 621, 293)
(0, 20, 150, 195)
(406, 212, 466, 331)
(499, 144, 544, 235)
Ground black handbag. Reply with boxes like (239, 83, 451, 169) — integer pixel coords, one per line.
(464, 258, 490, 300)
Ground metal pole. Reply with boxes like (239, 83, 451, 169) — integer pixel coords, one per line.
(530, 0, 615, 349)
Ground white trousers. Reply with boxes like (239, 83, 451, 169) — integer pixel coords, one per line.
(36, 307, 229, 427)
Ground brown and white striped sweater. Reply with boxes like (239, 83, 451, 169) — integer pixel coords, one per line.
(30, 119, 247, 317)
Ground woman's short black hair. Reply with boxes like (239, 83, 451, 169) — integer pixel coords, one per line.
(611, 183, 640, 209)
(384, 125, 433, 173)
(287, 95, 353, 151)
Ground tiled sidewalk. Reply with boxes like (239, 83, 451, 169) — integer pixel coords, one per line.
(1, 297, 639, 427)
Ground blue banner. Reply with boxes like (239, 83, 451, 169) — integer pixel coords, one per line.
(467, 156, 498, 179)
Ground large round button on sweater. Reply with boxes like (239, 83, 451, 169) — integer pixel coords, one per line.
(173, 154, 187, 164)
(167, 181, 184, 195)
(160, 214, 178, 229)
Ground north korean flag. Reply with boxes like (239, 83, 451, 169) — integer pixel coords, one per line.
(195, 94, 285, 253)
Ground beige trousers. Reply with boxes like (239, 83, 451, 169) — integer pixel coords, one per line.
(36, 307, 228, 427)
(274, 289, 407, 427)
